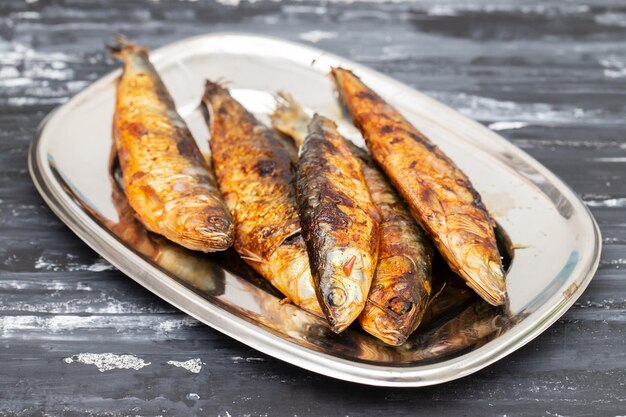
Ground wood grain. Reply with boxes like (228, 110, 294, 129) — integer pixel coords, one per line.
(0, 0, 625, 415)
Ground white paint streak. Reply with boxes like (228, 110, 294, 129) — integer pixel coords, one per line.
(584, 198, 626, 208)
(0, 314, 198, 335)
(440, 4, 587, 15)
(599, 55, 626, 79)
(426, 5, 458, 16)
(488, 121, 529, 131)
(429, 91, 614, 125)
(215, 0, 240, 6)
(0, 67, 20, 78)
(298, 30, 338, 43)
(66, 80, 89, 91)
(595, 12, 626, 27)
(0, 42, 72, 66)
(592, 157, 626, 162)
(85, 259, 116, 272)
(0, 77, 32, 87)
(293, 0, 404, 3)
(157, 316, 199, 332)
(167, 358, 203, 373)
(6, 97, 66, 106)
(0, 296, 171, 315)
(63, 353, 151, 372)
(186, 393, 200, 400)
(13, 11, 40, 19)
(0, 40, 80, 105)
(314, 0, 586, 10)
(34, 256, 115, 272)
(231, 356, 266, 363)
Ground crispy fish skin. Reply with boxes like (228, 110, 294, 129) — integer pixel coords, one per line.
(297, 114, 381, 333)
(110, 38, 233, 252)
(202, 81, 322, 316)
(331, 67, 507, 306)
(353, 146, 434, 345)
(271, 95, 433, 345)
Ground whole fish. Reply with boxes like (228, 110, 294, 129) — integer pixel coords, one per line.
(331, 68, 507, 306)
(202, 81, 322, 317)
(109, 37, 233, 252)
(271, 94, 433, 345)
(296, 113, 381, 333)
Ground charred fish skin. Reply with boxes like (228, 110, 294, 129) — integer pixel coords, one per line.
(297, 114, 381, 333)
(353, 146, 434, 345)
(202, 81, 322, 316)
(271, 95, 433, 345)
(109, 37, 234, 252)
(331, 67, 507, 306)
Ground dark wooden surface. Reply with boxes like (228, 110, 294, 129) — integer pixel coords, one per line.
(1, 1, 625, 416)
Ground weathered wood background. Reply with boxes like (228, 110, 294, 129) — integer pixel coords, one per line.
(1, 0, 625, 415)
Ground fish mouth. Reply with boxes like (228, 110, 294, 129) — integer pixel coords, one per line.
(192, 228, 234, 251)
(462, 260, 507, 306)
(189, 215, 235, 252)
(161, 206, 234, 252)
(362, 318, 409, 346)
(325, 284, 363, 334)
(360, 297, 420, 346)
(376, 330, 409, 346)
(328, 320, 351, 334)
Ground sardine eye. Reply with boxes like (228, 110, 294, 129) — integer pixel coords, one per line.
(326, 287, 347, 307)
(389, 297, 413, 315)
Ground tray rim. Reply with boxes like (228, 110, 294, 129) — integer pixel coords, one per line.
(28, 32, 602, 387)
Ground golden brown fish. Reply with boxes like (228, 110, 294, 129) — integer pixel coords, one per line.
(109, 37, 233, 252)
(271, 94, 433, 344)
(331, 67, 507, 306)
(202, 81, 322, 317)
(296, 113, 380, 333)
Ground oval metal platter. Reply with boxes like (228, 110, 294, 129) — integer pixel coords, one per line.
(29, 33, 601, 387)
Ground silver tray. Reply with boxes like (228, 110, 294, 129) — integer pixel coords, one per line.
(29, 33, 601, 387)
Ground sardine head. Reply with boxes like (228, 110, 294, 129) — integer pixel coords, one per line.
(358, 255, 430, 346)
(160, 198, 234, 252)
(318, 248, 372, 333)
(460, 249, 507, 306)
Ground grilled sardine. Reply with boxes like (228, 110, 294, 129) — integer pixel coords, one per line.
(272, 94, 433, 344)
(109, 37, 233, 252)
(202, 81, 322, 316)
(297, 114, 380, 333)
(331, 68, 507, 306)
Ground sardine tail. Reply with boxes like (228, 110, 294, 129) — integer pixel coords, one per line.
(203, 79, 230, 99)
(107, 35, 148, 60)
